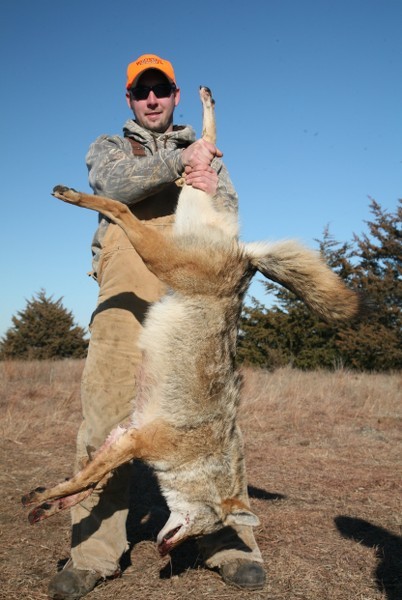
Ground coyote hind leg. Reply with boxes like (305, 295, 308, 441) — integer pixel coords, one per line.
(52, 185, 137, 228)
(52, 185, 209, 287)
(52, 185, 179, 277)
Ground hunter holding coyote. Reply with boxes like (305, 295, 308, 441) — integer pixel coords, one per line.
(45, 54, 266, 598)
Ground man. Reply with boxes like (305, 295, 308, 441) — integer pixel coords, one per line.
(49, 53, 266, 599)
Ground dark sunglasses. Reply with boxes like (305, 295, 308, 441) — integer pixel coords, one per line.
(129, 83, 176, 101)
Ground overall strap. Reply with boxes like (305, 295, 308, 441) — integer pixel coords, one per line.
(125, 134, 183, 187)
(125, 137, 147, 157)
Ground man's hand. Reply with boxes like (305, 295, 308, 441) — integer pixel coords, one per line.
(181, 138, 222, 195)
(183, 165, 219, 196)
(181, 139, 222, 169)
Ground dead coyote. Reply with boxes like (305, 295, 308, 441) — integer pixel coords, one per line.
(22, 87, 360, 555)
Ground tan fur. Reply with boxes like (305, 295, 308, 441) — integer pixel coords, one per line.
(22, 88, 360, 553)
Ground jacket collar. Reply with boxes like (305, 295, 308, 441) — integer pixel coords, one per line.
(123, 119, 196, 149)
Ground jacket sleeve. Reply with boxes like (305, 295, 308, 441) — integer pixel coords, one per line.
(86, 135, 185, 205)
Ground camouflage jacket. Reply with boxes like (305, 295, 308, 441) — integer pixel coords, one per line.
(86, 119, 239, 273)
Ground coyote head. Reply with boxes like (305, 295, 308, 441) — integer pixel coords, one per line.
(157, 492, 259, 555)
(155, 438, 259, 555)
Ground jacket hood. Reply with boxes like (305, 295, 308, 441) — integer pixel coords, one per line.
(123, 119, 196, 149)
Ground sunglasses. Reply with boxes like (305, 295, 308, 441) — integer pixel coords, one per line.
(129, 83, 176, 101)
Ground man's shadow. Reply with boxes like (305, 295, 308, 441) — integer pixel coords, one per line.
(124, 461, 285, 578)
(335, 516, 402, 600)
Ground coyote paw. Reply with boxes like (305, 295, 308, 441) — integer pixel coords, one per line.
(52, 185, 81, 204)
(199, 85, 215, 106)
(22, 485, 94, 524)
(21, 486, 47, 507)
(28, 502, 52, 524)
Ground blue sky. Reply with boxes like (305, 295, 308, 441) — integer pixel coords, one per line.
(1, 0, 401, 338)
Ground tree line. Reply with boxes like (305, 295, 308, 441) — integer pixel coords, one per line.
(237, 199, 401, 371)
(1, 199, 400, 370)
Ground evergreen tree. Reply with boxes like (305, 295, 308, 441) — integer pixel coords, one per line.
(237, 299, 290, 368)
(0, 290, 88, 360)
(238, 228, 353, 369)
(238, 199, 402, 371)
(336, 198, 402, 369)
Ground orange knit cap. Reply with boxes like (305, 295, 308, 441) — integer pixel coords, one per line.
(126, 54, 176, 89)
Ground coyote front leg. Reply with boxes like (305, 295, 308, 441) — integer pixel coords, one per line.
(22, 420, 175, 523)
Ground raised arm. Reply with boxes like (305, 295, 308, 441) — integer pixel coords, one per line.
(86, 135, 186, 204)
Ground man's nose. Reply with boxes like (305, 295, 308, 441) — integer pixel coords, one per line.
(147, 91, 158, 105)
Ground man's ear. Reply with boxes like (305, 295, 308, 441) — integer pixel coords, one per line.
(221, 498, 260, 527)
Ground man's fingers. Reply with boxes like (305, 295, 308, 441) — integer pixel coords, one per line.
(185, 165, 215, 174)
(182, 139, 223, 168)
(183, 168, 219, 196)
(202, 140, 223, 159)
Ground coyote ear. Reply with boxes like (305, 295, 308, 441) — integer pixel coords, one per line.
(221, 498, 260, 527)
(225, 508, 260, 527)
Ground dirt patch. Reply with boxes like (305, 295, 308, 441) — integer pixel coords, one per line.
(1, 361, 401, 599)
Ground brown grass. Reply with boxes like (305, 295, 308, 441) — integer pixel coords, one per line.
(0, 361, 401, 600)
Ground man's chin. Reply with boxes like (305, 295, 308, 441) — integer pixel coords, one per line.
(141, 117, 172, 134)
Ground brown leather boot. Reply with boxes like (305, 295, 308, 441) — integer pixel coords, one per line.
(219, 559, 266, 590)
(48, 561, 103, 600)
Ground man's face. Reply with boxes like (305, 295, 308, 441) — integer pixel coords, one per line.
(127, 69, 180, 133)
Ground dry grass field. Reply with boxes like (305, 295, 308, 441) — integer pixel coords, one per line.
(1, 360, 401, 600)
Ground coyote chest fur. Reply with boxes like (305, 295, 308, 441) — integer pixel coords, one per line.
(136, 231, 249, 432)
(22, 88, 360, 555)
